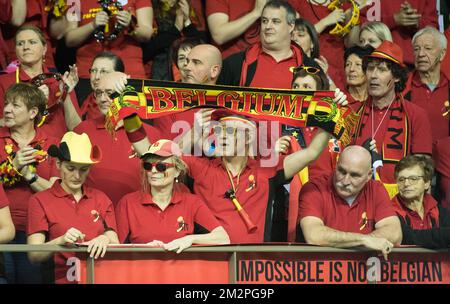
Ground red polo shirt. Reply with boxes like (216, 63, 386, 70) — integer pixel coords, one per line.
(80, 93, 102, 121)
(406, 71, 449, 143)
(0, 184, 9, 209)
(206, 0, 260, 59)
(0, 67, 81, 140)
(115, 190, 220, 243)
(2, 0, 56, 68)
(392, 194, 439, 230)
(27, 181, 117, 284)
(182, 156, 287, 243)
(301, 127, 335, 179)
(354, 97, 433, 184)
(299, 175, 395, 234)
(249, 48, 299, 89)
(74, 116, 161, 206)
(0, 127, 58, 231)
(74, 0, 151, 78)
(342, 86, 366, 113)
(434, 137, 450, 210)
(0, 0, 12, 70)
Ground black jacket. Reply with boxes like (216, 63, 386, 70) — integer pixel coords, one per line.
(400, 204, 450, 249)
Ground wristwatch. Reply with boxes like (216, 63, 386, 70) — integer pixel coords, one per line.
(27, 173, 39, 185)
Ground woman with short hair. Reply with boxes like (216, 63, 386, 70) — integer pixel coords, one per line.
(27, 131, 119, 283)
(392, 155, 450, 248)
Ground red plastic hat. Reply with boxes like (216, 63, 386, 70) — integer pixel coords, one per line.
(365, 40, 406, 67)
(141, 139, 182, 158)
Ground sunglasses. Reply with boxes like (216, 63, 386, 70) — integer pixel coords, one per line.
(143, 162, 175, 172)
(213, 125, 238, 135)
(292, 65, 321, 75)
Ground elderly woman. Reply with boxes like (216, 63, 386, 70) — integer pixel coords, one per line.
(27, 131, 119, 284)
(115, 139, 230, 253)
(392, 155, 450, 248)
(342, 45, 374, 112)
(359, 21, 393, 48)
(0, 82, 59, 283)
(0, 25, 81, 138)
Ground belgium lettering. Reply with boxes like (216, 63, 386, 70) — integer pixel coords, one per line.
(237, 258, 445, 284)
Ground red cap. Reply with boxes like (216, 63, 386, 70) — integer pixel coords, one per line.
(141, 139, 182, 158)
(365, 40, 406, 67)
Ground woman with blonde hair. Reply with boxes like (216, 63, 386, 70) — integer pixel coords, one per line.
(359, 21, 393, 48)
(115, 139, 230, 253)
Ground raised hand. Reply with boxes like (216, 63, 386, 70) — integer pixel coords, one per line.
(63, 65, 79, 93)
(275, 135, 291, 154)
(94, 11, 109, 28)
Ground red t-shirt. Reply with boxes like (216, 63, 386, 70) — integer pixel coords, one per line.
(361, 0, 438, 66)
(206, 0, 261, 59)
(115, 190, 221, 243)
(182, 156, 287, 243)
(27, 181, 117, 284)
(392, 194, 439, 230)
(434, 137, 450, 210)
(0, 184, 10, 209)
(0, 0, 12, 70)
(354, 97, 433, 184)
(74, 0, 152, 78)
(0, 127, 58, 231)
(2, 0, 56, 68)
(74, 116, 161, 206)
(407, 71, 449, 143)
(0, 67, 82, 140)
(299, 175, 396, 234)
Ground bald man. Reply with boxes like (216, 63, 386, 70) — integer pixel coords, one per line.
(297, 146, 402, 260)
(182, 44, 223, 84)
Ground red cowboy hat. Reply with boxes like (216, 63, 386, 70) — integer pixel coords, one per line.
(365, 40, 406, 67)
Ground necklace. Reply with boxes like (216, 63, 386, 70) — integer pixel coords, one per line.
(223, 159, 246, 193)
(371, 99, 394, 139)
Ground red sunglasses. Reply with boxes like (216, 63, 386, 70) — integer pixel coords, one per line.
(143, 162, 175, 172)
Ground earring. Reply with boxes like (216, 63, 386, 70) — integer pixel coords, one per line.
(175, 177, 179, 183)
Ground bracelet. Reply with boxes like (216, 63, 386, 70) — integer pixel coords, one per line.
(27, 173, 39, 185)
(126, 125, 147, 143)
(123, 114, 142, 132)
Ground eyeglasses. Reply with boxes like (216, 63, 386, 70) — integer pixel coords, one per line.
(397, 175, 424, 185)
(93, 89, 114, 99)
(292, 65, 321, 75)
(143, 162, 175, 172)
(89, 68, 112, 76)
(213, 125, 238, 135)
